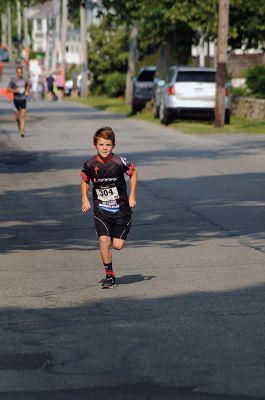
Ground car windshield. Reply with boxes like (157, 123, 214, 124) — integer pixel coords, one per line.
(137, 70, 156, 82)
(176, 71, 216, 83)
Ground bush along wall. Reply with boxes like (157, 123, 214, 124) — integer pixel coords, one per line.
(246, 65, 265, 98)
(103, 72, 126, 98)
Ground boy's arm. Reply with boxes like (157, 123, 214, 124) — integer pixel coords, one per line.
(81, 178, 91, 213)
(129, 169, 138, 208)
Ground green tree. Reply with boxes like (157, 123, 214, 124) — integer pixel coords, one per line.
(102, 0, 265, 70)
(88, 17, 128, 94)
(229, 0, 265, 50)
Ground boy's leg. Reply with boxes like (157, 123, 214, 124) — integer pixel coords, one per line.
(112, 238, 125, 250)
(112, 216, 132, 250)
(99, 235, 112, 264)
(94, 214, 116, 287)
(99, 235, 116, 288)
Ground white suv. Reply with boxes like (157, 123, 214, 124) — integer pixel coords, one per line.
(157, 66, 231, 125)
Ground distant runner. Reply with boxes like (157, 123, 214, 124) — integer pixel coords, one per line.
(80, 127, 138, 289)
(8, 66, 29, 137)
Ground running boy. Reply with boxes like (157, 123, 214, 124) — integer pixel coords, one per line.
(8, 66, 29, 137)
(80, 127, 138, 289)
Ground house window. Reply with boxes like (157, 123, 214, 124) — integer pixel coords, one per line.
(36, 19, 42, 31)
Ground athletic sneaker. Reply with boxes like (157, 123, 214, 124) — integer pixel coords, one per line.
(101, 274, 116, 289)
(20, 129, 25, 138)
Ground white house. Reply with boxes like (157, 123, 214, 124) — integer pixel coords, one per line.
(28, 1, 82, 66)
(65, 29, 81, 65)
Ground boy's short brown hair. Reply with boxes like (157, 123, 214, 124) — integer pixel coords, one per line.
(93, 126, 115, 146)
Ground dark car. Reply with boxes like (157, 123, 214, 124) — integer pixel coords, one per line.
(0, 48, 9, 62)
(132, 66, 156, 114)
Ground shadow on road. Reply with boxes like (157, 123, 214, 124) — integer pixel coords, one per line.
(0, 123, 265, 254)
(0, 167, 265, 253)
(0, 284, 264, 399)
(2, 144, 265, 175)
(0, 171, 264, 253)
(116, 274, 157, 285)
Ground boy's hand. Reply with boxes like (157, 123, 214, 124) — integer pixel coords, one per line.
(81, 198, 91, 213)
(129, 195, 137, 208)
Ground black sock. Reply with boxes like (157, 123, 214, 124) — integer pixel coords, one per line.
(104, 262, 114, 276)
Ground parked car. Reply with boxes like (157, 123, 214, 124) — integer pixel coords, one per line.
(156, 66, 231, 125)
(132, 66, 156, 114)
(0, 47, 9, 62)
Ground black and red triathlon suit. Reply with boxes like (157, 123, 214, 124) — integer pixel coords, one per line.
(80, 153, 135, 240)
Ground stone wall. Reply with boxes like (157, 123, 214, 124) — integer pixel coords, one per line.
(192, 53, 265, 77)
(232, 97, 265, 121)
(228, 54, 265, 78)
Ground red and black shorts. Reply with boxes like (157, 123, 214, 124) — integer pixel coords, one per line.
(93, 213, 132, 240)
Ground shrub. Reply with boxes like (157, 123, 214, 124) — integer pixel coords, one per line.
(104, 72, 126, 97)
(246, 65, 265, 98)
(230, 87, 249, 97)
(89, 77, 105, 95)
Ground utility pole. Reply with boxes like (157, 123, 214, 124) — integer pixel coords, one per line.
(125, 23, 138, 105)
(45, 15, 52, 72)
(61, 0, 68, 77)
(17, 0, 22, 57)
(80, 0, 88, 98)
(1, 13, 7, 48)
(52, 0, 61, 71)
(215, 0, 230, 127)
(7, 2, 12, 61)
(23, 5, 29, 47)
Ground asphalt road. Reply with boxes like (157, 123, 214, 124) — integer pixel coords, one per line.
(1, 63, 265, 400)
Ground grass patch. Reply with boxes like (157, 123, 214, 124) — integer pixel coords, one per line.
(66, 95, 265, 134)
(69, 95, 131, 115)
(170, 117, 265, 134)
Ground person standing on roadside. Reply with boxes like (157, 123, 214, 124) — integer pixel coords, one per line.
(55, 63, 65, 101)
(7, 65, 29, 138)
(46, 72, 56, 101)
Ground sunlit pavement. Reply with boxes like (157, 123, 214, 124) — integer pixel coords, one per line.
(1, 62, 265, 399)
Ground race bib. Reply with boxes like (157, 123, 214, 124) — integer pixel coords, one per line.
(96, 186, 119, 202)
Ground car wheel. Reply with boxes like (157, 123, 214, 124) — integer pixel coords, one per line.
(225, 110, 231, 125)
(159, 103, 172, 125)
(131, 105, 138, 115)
